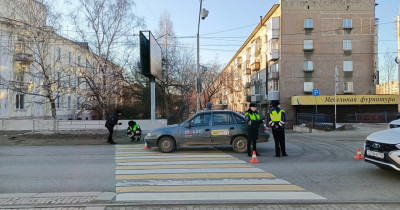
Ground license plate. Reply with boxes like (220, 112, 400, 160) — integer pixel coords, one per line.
(366, 150, 384, 159)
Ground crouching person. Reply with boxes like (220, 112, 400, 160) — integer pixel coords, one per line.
(127, 120, 142, 142)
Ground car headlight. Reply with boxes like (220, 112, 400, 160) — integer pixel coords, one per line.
(147, 133, 158, 137)
(396, 144, 400, 149)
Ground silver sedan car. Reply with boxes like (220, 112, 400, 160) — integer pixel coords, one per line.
(144, 110, 270, 153)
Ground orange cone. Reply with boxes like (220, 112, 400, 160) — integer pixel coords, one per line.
(249, 151, 260, 164)
(353, 148, 364, 159)
(143, 141, 151, 149)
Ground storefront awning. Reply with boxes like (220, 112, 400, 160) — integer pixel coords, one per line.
(291, 95, 398, 105)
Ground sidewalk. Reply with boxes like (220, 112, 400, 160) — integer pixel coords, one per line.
(1, 192, 400, 210)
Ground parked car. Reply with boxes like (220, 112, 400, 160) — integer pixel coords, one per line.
(364, 128, 400, 171)
(144, 110, 270, 153)
(388, 119, 400, 129)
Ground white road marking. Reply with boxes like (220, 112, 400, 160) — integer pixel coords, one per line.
(115, 154, 232, 159)
(116, 192, 326, 201)
(116, 167, 263, 175)
(116, 179, 291, 186)
(116, 160, 247, 166)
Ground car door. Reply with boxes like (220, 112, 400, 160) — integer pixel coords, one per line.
(211, 112, 237, 144)
(182, 113, 211, 145)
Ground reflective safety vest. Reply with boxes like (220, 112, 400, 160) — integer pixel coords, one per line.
(245, 112, 260, 121)
(269, 110, 284, 122)
(129, 124, 140, 132)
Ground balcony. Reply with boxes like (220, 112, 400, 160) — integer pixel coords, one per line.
(15, 53, 33, 64)
(268, 49, 279, 61)
(268, 91, 280, 100)
(251, 94, 261, 102)
(251, 62, 260, 71)
(271, 72, 279, 79)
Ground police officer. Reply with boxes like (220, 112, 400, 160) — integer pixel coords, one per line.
(245, 103, 264, 157)
(268, 101, 288, 157)
(127, 120, 142, 142)
(105, 110, 122, 144)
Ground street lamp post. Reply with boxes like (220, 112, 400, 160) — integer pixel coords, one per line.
(196, 0, 208, 112)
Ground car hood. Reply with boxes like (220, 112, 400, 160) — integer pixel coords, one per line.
(390, 119, 400, 125)
(149, 125, 181, 133)
(367, 128, 400, 144)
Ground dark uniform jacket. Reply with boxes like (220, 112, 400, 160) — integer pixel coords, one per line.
(105, 112, 120, 128)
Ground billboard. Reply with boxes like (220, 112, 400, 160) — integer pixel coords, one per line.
(139, 31, 163, 80)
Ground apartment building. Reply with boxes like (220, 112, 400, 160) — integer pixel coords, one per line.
(213, 0, 398, 126)
(0, 0, 122, 120)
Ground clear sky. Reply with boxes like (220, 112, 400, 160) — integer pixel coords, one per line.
(56, 0, 399, 72)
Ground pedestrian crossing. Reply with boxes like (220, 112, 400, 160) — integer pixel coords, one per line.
(114, 145, 325, 202)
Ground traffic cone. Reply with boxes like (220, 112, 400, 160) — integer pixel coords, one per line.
(143, 141, 151, 149)
(249, 151, 260, 164)
(353, 147, 364, 159)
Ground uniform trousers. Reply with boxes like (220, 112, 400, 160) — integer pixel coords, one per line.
(247, 127, 258, 154)
(272, 127, 286, 156)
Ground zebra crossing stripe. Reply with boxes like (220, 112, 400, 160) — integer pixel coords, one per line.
(116, 152, 227, 156)
(116, 184, 305, 193)
(116, 192, 325, 201)
(116, 160, 247, 166)
(115, 163, 252, 170)
(115, 154, 232, 159)
(116, 178, 291, 187)
(116, 167, 264, 175)
(115, 157, 237, 162)
(116, 172, 275, 180)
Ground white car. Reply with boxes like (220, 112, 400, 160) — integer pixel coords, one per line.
(364, 128, 400, 171)
(388, 119, 400, 129)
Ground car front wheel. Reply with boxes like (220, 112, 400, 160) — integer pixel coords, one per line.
(232, 136, 248, 153)
(158, 136, 176, 153)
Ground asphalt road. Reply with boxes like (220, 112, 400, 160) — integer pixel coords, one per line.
(0, 123, 399, 203)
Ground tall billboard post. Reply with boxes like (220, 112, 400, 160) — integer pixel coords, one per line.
(139, 31, 162, 120)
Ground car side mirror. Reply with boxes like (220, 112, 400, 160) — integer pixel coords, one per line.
(185, 123, 191, 128)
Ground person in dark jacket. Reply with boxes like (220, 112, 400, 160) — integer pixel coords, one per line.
(244, 103, 264, 157)
(268, 100, 288, 157)
(204, 102, 213, 111)
(105, 110, 122, 144)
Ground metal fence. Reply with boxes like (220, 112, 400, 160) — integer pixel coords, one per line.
(346, 112, 398, 123)
(296, 113, 335, 129)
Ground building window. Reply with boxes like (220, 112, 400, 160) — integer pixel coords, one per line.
(343, 19, 352, 29)
(304, 82, 313, 92)
(16, 94, 24, 109)
(344, 82, 353, 93)
(77, 56, 81, 66)
(272, 80, 279, 91)
(304, 19, 313, 29)
(77, 77, 81, 86)
(57, 96, 61, 109)
(303, 61, 313, 71)
(67, 96, 71, 109)
(57, 72, 61, 86)
(343, 40, 352, 51)
(68, 52, 72, 65)
(85, 59, 89, 71)
(68, 75, 72, 87)
(16, 64, 25, 81)
(57, 47, 61, 61)
(17, 42, 25, 53)
(77, 97, 80, 109)
(303, 40, 313, 51)
(343, 61, 353, 71)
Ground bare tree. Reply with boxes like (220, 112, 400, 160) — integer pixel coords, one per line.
(155, 11, 196, 123)
(380, 48, 398, 84)
(201, 59, 223, 106)
(0, 0, 68, 121)
(70, 0, 143, 119)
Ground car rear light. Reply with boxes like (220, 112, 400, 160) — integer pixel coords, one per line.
(263, 124, 267, 131)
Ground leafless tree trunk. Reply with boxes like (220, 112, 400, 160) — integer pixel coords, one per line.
(380, 49, 398, 84)
(0, 0, 65, 122)
(70, 0, 143, 119)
